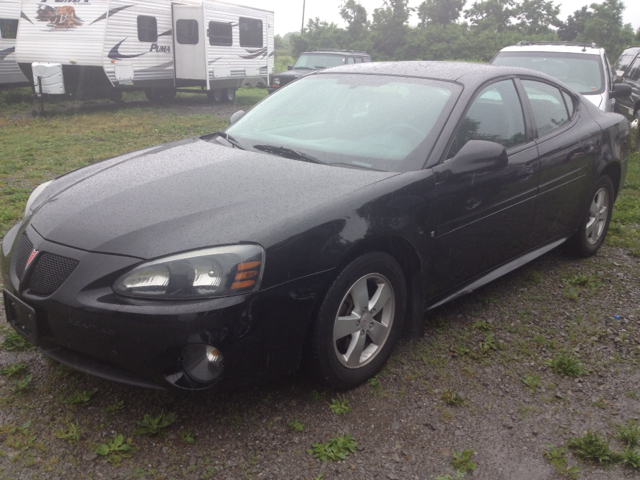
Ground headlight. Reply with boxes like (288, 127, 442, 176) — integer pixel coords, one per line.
(113, 244, 265, 299)
(24, 180, 53, 216)
(272, 77, 280, 86)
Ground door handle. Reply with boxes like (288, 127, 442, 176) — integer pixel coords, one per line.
(517, 165, 534, 181)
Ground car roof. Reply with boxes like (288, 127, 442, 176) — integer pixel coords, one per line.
(498, 44, 603, 55)
(320, 61, 565, 90)
(303, 50, 369, 56)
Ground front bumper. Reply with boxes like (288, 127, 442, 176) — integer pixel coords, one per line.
(1, 224, 331, 391)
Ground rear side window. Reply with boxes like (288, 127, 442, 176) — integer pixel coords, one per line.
(522, 80, 570, 137)
(239, 17, 262, 48)
(0, 18, 18, 39)
(354, 57, 363, 63)
(209, 21, 232, 46)
(448, 79, 526, 158)
(137, 16, 157, 43)
(616, 53, 638, 75)
(176, 19, 198, 45)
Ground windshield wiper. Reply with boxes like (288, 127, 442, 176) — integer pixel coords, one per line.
(206, 132, 245, 150)
(253, 144, 323, 164)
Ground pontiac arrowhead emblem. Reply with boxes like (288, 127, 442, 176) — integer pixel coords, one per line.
(26, 249, 38, 268)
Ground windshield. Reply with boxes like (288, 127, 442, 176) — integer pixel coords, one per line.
(225, 73, 459, 172)
(492, 51, 604, 95)
(294, 54, 353, 69)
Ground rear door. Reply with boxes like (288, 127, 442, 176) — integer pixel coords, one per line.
(172, 3, 207, 83)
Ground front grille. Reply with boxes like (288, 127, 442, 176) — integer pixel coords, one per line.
(28, 253, 79, 296)
(13, 234, 33, 281)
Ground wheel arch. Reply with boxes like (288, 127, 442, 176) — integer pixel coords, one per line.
(600, 160, 622, 200)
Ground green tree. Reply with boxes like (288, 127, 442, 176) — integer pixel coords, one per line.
(514, 0, 561, 35)
(417, 0, 464, 27)
(370, 0, 413, 58)
(340, 0, 369, 39)
(464, 0, 516, 33)
(557, 5, 591, 41)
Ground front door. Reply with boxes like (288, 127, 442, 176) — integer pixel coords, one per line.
(430, 79, 539, 294)
(172, 4, 206, 82)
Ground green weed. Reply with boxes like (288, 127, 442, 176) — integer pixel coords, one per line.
(621, 445, 640, 468)
(104, 400, 125, 415)
(328, 396, 352, 415)
(54, 421, 82, 444)
(2, 331, 31, 351)
(520, 373, 541, 393)
(568, 430, 617, 464)
(133, 411, 177, 435)
(95, 434, 136, 463)
(479, 333, 498, 354)
(64, 388, 98, 405)
(179, 430, 196, 445)
(288, 420, 305, 432)
(450, 344, 470, 356)
(308, 434, 357, 461)
(14, 374, 33, 392)
(368, 376, 382, 389)
(440, 389, 467, 406)
(450, 448, 476, 473)
(471, 321, 492, 332)
(0, 362, 29, 378)
(545, 353, 586, 377)
(543, 443, 580, 479)
(616, 420, 640, 447)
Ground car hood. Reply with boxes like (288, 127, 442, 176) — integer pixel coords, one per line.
(30, 139, 398, 259)
(273, 69, 317, 79)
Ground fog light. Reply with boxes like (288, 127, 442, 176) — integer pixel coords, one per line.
(182, 344, 224, 383)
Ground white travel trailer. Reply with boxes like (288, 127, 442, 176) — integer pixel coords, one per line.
(0, 0, 29, 88)
(15, 0, 273, 102)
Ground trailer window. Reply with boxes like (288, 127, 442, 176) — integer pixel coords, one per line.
(209, 21, 232, 46)
(0, 18, 18, 39)
(176, 19, 199, 45)
(239, 17, 262, 48)
(137, 16, 157, 42)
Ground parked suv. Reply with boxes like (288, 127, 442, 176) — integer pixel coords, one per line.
(268, 50, 371, 94)
(491, 42, 630, 112)
(613, 46, 640, 121)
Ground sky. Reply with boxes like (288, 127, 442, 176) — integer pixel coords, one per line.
(235, 0, 640, 36)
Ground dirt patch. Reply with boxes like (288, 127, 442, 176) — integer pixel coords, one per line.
(1, 244, 639, 479)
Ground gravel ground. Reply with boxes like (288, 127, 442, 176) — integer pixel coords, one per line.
(1, 243, 639, 480)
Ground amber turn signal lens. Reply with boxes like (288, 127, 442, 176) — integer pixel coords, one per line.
(235, 270, 257, 280)
(231, 280, 256, 290)
(238, 261, 261, 271)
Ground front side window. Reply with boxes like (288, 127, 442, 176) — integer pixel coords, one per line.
(0, 18, 18, 39)
(239, 17, 262, 48)
(176, 19, 198, 45)
(492, 51, 604, 95)
(137, 16, 157, 43)
(615, 53, 638, 75)
(209, 21, 232, 46)
(448, 80, 526, 158)
(293, 54, 350, 69)
(522, 80, 571, 137)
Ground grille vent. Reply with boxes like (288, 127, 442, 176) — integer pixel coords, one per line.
(13, 234, 33, 281)
(28, 253, 79, 296)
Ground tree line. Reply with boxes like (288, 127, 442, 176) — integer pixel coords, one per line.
(276, 0, 640, 63)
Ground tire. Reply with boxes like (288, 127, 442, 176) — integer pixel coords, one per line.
(309, 252, 406, 389)
(224, 88, 236, 103)
(145, 88, 161, 103)
(565, 175, 614, 257)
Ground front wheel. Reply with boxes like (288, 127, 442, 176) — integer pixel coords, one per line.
(309, 253, 406, 389)
(565, 175, 614, 257)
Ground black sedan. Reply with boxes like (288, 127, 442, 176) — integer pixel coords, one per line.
(1, 62, 630, 392)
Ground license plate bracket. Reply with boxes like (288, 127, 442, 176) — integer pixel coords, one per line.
(3, 290, 38, 346)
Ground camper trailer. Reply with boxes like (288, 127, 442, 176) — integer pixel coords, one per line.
(0, 0, 29, 88)
(15, 0, 273, 102)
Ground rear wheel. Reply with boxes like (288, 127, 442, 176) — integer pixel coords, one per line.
(309, 253, 406, 389)
(565, 175, 614, 257)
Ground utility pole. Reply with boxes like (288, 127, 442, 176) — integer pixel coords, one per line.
(301, 0, 306, 35)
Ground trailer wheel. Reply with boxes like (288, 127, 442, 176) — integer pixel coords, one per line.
(224, 88, 236, 103)
(208, 90, 224, 103)
(145, 88, 161, 103)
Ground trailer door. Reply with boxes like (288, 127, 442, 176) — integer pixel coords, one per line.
(172, 3, 207, 82)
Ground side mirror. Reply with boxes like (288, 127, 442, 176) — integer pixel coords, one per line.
(229, 110, 245, 125)
(287, 65, 294, 71)
(447, 140, 508, 177)
(610, 83, 632, 99)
